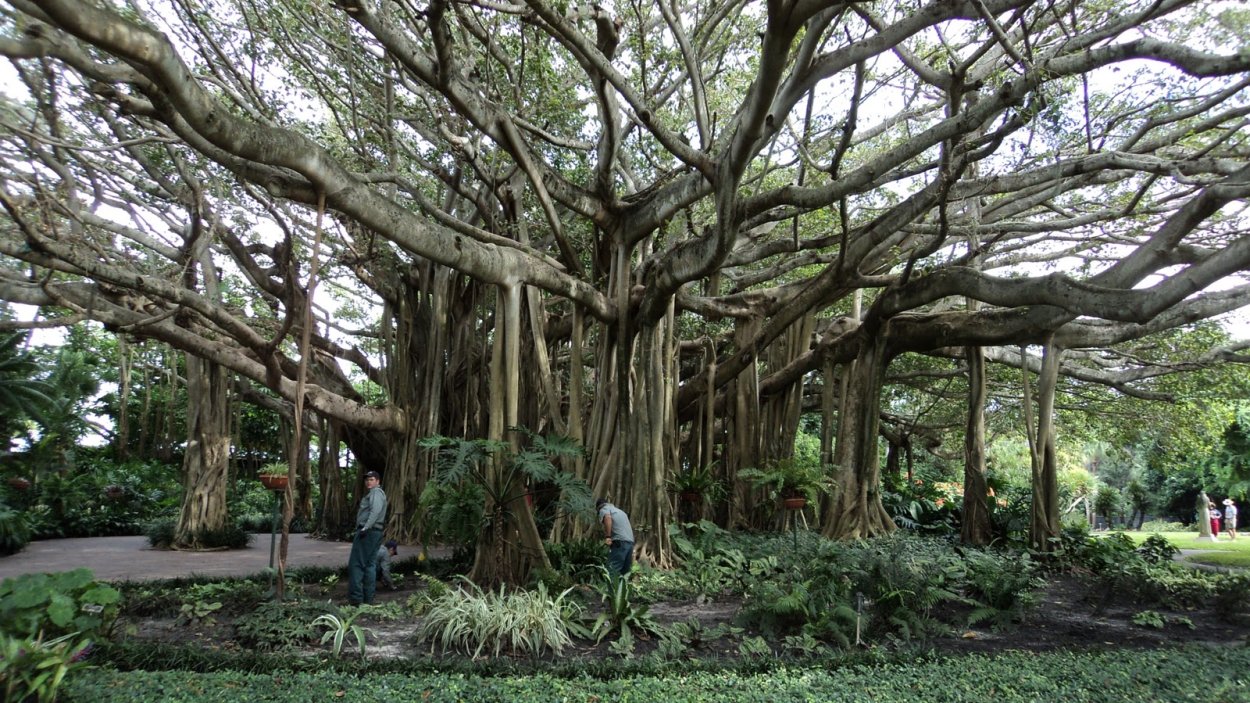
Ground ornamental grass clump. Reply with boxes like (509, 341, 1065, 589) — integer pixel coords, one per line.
(415, 578, 581, 657)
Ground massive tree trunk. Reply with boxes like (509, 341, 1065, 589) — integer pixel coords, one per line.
(961, 345, 992, 545)
(1026, 339, 1064, 550)
(174, 354, 232, 547)
(824, 333, 895, 539)
(316, 417, 352, 538)
(469, 284, 552, 585)
(725, 317, 762, 529)
(585, 243, 678, 567)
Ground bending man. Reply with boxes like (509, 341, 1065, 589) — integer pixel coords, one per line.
(596, 498, 634, 578)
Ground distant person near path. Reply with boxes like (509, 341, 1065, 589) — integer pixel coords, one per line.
(1210, 502, 1222, 538)
(1224, 499, 1238, 540)
(347, 470, 387, 605)
(596, 498, 635, 578)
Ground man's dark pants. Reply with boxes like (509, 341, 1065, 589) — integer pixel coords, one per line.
(348, 528, 384, 604)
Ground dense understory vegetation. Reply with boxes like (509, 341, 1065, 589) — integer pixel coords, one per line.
(6, 525, 1250, 701)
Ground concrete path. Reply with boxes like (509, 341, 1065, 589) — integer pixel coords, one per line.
(0, 534, 427, 582)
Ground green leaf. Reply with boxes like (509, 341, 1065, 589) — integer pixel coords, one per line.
(47, 594, 76, 628)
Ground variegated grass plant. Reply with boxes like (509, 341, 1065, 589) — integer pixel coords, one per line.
(415, 578, 582, 657)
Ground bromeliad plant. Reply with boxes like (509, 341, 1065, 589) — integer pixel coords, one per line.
(585, 569, 661, 644)
(312, 611, 373, 658)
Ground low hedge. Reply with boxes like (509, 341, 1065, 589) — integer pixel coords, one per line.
(64, 644, 1249, 702)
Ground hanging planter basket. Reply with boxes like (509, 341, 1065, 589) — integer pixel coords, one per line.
(104, 485, 126, 501)
(259, 474, 289, 491)
(782, 496, 808, 511)
(679, 490, 703, 504)
(6, 477, 31, 491)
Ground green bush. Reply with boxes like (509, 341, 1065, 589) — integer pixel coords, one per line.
(545, 536, 608, 584)
(0, 503, 31, 555)
(143, 519, 176, 549)
(1136, 533, 1180, 564)
(233, 600, 329, 651)
(963, 549, 1042, 629)
(1212, 572, 1250, 616)
(142, 520, 251, 550)
(0, 569, 120, 639)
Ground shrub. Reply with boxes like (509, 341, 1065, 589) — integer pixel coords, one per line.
(143, 520, 251, 550)
(143, 519, 176, 549)
(545, 537, 608, 584)
(0, 503, 31, 555)
(233, 600, 329, 651)
(1138, 519, 1186, 533)
(963, 549, 1043, 629)
(585, 570, 661, 643)
(1136, 534, 1180, 564)
(0, 569, 120, 640)
(1211, 572, 1250, 615)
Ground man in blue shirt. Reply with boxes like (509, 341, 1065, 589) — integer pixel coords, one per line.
(596, 498, 634, 578)
(348, 470, 387, 605)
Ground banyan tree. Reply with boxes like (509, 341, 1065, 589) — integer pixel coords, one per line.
(1, 0, 1249, 582)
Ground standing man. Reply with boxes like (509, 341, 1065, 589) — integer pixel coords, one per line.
(348, 470, 387, 605)
(1224, 498, 1239, 540)
(596, 498, 634, 578)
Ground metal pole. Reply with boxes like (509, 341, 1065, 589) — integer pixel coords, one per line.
(267, 489, 280, 593)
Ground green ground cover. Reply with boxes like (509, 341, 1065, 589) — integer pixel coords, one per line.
(1121, 531, 1250, 568)
(62, 645, 1249, 702)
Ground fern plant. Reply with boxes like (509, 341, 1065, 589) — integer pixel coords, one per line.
(312, 611, 373, 658)
(416, 429, 593, 562)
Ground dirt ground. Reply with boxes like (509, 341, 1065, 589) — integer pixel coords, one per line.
(121, 570, 1250, 662)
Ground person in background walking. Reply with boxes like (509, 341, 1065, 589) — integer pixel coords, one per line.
(347, 470, 387, 605)
(596, 498, 635, 578)
(1224, 498, 1239, 540)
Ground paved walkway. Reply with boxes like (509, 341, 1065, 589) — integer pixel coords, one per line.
(0, 534, 428, 582)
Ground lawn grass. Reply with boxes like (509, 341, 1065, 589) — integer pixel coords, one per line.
(1114, 530, 1250, 568)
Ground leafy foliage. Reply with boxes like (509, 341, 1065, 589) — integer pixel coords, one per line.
(233, 601, 328, 651)
(313, 612, 373, 658)
(0, 503, 31, 555)
(584, 570, 661, 644)
(0, 569, 120, 640)
(59, 645, 1250, 702)
(1136, 534, 1181, 564)
(417, 430, 593, 550)
(0, 631, 93, 703)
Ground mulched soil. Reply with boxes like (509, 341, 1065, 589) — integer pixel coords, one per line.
(121, 569, 1250, 662)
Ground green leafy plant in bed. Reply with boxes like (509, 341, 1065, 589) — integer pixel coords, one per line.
(415, 578, 582, 657)
(0, 568, 120, 640)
